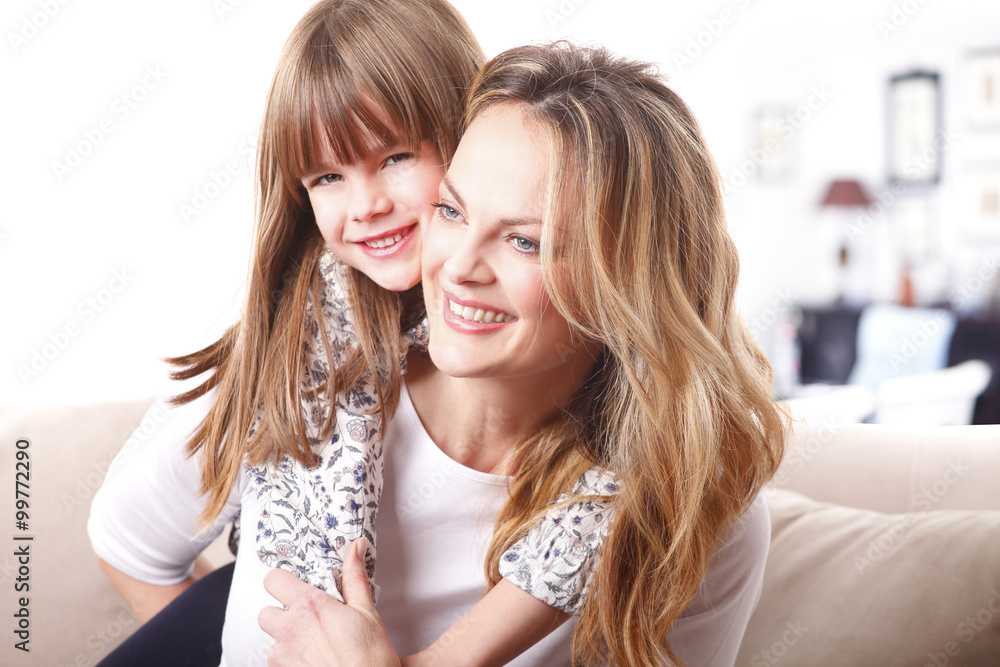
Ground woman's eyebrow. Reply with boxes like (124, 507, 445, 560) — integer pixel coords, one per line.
(441, 175, 540, 227)
(441, 175, 467, 211)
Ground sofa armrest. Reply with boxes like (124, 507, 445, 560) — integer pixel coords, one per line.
(774, 419, 1000, 513)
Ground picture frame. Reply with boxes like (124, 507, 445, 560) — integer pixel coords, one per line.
(887, 71, 942, 186)
(962, 50, 1000, 128)
(752, 107, 794, 182)
(960, 165, 1000, 241)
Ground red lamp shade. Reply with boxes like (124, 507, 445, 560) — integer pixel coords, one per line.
(821, 179, 872, 207)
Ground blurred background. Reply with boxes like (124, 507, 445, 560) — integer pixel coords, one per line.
(3, 0, 999, 421)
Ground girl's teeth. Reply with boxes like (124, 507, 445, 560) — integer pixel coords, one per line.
(448, 299, 512, 323)
(365, 232, 405, 249)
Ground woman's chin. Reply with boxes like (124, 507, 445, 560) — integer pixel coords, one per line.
(426, 341, 493, 380)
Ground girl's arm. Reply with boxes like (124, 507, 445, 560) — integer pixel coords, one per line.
(407, 470, 617, 666)
(402, 579, 570, 667)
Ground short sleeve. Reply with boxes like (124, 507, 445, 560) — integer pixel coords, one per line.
(498, 469, 618, 614)
(87, 389, 241, 584)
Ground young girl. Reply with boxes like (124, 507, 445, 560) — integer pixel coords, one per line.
(90, 1, 614, 664)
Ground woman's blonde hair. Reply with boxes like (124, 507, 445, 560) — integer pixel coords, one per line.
(166, 0, 485, 525)
(473, 43, 787, 666)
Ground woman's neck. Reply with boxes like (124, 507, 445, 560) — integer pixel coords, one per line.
(403, 351, 589, 475)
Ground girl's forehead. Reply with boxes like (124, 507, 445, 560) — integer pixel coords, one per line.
(305, 106, 410, 166)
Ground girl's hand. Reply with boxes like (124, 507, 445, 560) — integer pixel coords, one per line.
(259, 537, 401, 667)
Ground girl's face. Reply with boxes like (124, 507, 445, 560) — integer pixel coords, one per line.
(422, 104, 598, 385)
(301, 125, 445, 292)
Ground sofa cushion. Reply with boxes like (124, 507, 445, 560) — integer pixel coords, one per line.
(0, 398, 233, 666)
(737, 488, 1000, 667)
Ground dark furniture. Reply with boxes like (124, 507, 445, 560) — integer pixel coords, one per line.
(796, 305, 1000, 424)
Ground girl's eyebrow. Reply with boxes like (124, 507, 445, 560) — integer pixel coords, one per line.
(441, 175, 541, 227)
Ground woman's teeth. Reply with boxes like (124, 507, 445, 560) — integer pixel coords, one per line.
(365, 232, 405, 249)
(448, 299, 514, 323)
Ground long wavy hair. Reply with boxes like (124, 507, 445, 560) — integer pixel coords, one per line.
(472, 44, 787, 666)
(164, 0, 485, 526)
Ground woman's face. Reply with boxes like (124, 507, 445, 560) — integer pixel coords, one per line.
(422, 104, 597, 385)
(301, 118, 444, 292)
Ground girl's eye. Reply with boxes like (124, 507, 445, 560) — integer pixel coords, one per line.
(512, 236, 539, 254)
(386, 153, 413, 166)
(431, 202, 462, 220)
(316, 173, 342, 185)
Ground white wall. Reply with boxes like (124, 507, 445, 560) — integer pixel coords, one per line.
(3, 0, 998, 405)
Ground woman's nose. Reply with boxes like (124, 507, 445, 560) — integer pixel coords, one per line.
(442, 234, 493, 286)
(349, 179, 393, 222)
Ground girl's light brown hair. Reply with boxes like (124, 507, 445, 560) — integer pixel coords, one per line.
(471, 43, 787, 666)
(165, 0, 485, 525)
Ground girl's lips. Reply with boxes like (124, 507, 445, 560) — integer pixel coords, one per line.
(356, 224, 417, 258)
(441, 292, 516, 333)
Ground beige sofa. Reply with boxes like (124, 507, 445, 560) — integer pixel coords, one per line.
(2, 399, 999, 667)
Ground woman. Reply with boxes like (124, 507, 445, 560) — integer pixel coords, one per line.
(262, 42, 786, 666)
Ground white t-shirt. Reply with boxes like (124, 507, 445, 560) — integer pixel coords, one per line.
(88, 384, 770, 666)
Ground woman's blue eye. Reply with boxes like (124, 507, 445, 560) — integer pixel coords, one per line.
(432, 203, 461, 220)
(513, 236, 539, 253)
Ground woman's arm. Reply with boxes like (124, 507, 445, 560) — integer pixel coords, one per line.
(403, 579, 569, 667)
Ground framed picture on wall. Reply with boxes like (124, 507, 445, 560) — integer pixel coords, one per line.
(960, 166, 1000, 241)
(888, 71, 941, 186)
(962, 50, 1000, 128)
(752, 107, 794, 182)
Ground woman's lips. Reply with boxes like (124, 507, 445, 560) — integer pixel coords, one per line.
(356, 224, 417, 257)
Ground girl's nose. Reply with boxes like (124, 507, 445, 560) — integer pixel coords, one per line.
(350, 179, 393, 222)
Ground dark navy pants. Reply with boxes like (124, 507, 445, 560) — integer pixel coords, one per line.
(97, 562, 235, 667)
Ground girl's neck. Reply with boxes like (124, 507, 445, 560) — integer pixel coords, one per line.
(403, 351, 585, 475)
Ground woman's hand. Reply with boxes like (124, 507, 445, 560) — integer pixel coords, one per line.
(259, 537, 401, 667)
